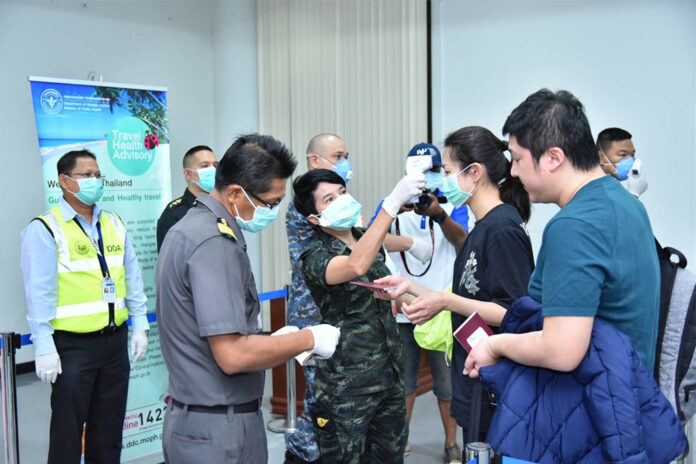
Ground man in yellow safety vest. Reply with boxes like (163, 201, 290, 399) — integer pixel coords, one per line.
(20, 149, 149, 464)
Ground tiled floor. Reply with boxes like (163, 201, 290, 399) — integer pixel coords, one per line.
(13, 370, 695, 463)
(14, 371, 454, 463)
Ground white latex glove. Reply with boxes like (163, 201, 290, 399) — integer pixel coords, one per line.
(407, 237, 433, 264)
(130, 330, 149, 363)
(627, 160, 648, 197)
(35, 352, 62, 384)
(271, 325, 300, 336)
(305, 324, 341, 359)
(382, 173, 427, 217)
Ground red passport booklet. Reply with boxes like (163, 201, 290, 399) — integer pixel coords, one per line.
(349, 281, 397, 291)
(453, 312, 494, 352)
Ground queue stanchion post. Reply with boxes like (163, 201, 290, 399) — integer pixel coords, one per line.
(1, 333, 21, 464)
(267, 285, 298, 433)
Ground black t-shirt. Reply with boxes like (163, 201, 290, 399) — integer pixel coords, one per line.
(450, 203, 534, 432)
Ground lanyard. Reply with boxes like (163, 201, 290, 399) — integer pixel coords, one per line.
(73, 218, 110, 279)
(395, 216, 435, 277)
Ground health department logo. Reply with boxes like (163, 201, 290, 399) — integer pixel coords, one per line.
(40, 88, 63, 114)
(74, 240, 91, 256)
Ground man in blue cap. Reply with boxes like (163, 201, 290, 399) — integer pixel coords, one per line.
(369, 142, 469, 463)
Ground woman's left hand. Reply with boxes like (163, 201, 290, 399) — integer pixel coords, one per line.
(401, 291, 445, 325)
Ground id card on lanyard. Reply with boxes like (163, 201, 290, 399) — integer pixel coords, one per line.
(74, 218, 115, 304)
(103, 278, 116, 303)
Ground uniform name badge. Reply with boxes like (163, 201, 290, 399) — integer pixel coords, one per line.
(102, 278, 116, 303)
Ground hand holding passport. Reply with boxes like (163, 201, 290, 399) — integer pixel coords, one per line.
(454, 312, 494, 353)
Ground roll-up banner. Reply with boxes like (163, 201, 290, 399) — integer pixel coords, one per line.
(28, 76, 170, 462)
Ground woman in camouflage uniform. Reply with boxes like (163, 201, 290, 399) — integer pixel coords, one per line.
(294, 168, 424, 464)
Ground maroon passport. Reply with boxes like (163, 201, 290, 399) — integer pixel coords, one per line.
(453, 312, 494, 353)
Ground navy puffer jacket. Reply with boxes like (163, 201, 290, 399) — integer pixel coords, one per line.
(479, 297, 687, 464)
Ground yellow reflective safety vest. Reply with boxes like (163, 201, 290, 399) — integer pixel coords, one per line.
(37, 205, 128, 332)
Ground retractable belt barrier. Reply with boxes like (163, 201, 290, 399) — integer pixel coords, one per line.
(0, 288, 288, 464)
(0, 288, 288, 350)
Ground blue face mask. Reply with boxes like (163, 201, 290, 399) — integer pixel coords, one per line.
(313, 193, 362, 231)
(614, 157, 635, 181)
(194, 166, 216, 193)
(234, 188, 280, 233)
(333, 158, 353, 182)
(69, 177, 104, 205)
(440, 164, 474, 208)
(424, 171, 443, 191)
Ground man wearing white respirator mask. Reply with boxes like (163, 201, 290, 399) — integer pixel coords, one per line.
(597, 128, 648, 197)
(156, 145, 218, 250)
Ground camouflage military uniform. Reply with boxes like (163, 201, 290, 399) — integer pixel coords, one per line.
(284, 201, 322, 462)
(300, 227, 407, 464)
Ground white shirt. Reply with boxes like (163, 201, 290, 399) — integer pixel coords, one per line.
(389, 203, 457, 322)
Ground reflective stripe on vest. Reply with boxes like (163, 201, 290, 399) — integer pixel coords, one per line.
(37, 206, 129, 332)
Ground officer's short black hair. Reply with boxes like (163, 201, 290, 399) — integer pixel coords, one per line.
(57, 149, 97, 176)
(503, 88, 598, 171)
(182, 145, 214, 169)
(215, 134, 297, 193)
(596, 128, 632, 152)
(293, 169, 345, 217)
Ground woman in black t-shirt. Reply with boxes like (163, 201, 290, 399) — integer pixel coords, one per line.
(377, 126, 534, 443)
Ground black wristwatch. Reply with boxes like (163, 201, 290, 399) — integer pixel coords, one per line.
(432, 211, 448, 224)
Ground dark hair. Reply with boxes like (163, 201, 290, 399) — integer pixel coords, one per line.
(596, 127, 632, 152)
(444, 126, 531, 222)
(56, 149, 97, 176)
(215, 134, 297, 193)
(292, 169, 345, 217)
(502, 89, 598, 172)
(182, 145, 213, 169)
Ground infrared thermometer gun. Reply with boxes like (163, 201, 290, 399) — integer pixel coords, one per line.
(405, 155, 432, 203)
(631, 158, 642, 175)
(405, 155, 433, 176)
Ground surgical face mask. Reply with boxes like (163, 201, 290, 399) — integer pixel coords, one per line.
(600, 148, 635, 181)
(319, 155, 353, 182)
(613, 157, 635, 181)
(334, 158, 354, 183)
(67, 176, 104, 205)
(440, 164, 475, 208)
(234, 188, 280, 233)
(424, 171, 443, 191)
(193, 166, 216, 193)
(312, 193, 362, 231)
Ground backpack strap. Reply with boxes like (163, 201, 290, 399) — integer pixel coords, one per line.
(675, 285, 696, 422)
(664, 247, 688, 269)
(655, 238, 680, 379)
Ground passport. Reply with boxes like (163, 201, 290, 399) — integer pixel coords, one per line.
(454, 312, 494, 352)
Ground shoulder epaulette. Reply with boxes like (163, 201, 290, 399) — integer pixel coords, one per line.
(217, 217, 237, 241)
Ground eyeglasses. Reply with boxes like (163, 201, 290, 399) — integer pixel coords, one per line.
(243, 187, 281, 209)
(68, 172, 106, 181)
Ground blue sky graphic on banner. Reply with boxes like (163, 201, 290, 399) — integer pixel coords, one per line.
(28, 77, 170, 462)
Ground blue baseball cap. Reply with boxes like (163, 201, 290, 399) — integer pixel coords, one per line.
(407, 142, 442, 167)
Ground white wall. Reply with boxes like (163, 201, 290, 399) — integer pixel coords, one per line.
(432, 0, 696, 266)
(0, 0, 258, 362)
(212, 0, 261, 279)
